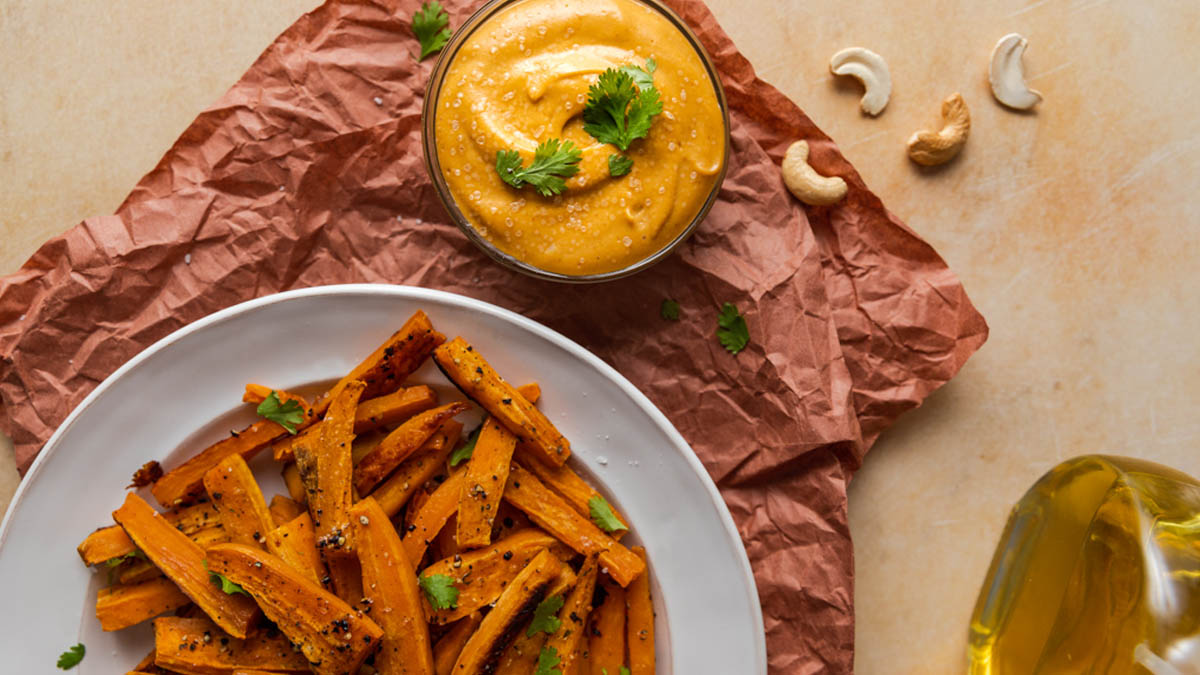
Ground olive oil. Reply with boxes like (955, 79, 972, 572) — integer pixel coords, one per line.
(969, 455, 1200, 674)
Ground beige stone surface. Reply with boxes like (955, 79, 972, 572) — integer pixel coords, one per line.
(2, 1, 1199, 672)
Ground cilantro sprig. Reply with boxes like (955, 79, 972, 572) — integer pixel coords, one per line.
(716, 302, 750, 355)
(412, 0, 452, 60)
(526, 595, 564, 637)
(534, 646, 563, 675)
(660, 299, 680, 321)
(256, 391, 305, 435)
(496, 139, 582, 197)
(583, 63, 662, 152)
(419, 573, 460, 610)
(588, 495, 627, 534)
(57, 643, 85, 670)
(608, 154, 633, 177)
(449, 426, 481, 467)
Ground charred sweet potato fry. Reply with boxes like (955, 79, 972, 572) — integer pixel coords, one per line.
(79, 502, 222, 566)
(293, 380, 364, 547)
(263, 512, 324, 586)
(311, 310, 445, 417)
(626, 547, 655, 674)
(434, 337, 570, 466)
(206, 543, 384, 675)
(588, 578, 627, 675)
(515, 449, 629, 536)
(281, 463, 306, 505)
(351, 498, 435, 675)
(545, 555, 599, 675)
(402, 470, 465, 565)
(204, 454, 274, 549)
(433, 613, 482, 675)
(503, 464, 644, 587)
(112, 493, 259, 638)
(272, 385, 438, 462)
(422, 529, 574, 625)
(153, 426, 287, 508)
(452, 549, 565, 674)
(96, 577, 191, 632)
(267, 495, 305, 528)
(369, 420, 461, 518)
(153, 616, 310, 674)
(355, 401, 470, 495)
(456, 418, 518, 550)
(494, 629, 547, 674)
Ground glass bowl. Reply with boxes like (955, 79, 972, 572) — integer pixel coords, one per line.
(421, 0, 731, 283)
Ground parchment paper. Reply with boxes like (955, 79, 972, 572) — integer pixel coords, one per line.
(0, 0, 987, 671)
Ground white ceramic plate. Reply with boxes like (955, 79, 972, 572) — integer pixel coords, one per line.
(0, 284, 765, 673)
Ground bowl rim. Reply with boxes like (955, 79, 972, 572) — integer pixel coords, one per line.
(420, 0, 732, 284)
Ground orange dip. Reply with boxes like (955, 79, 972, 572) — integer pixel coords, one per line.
(433, 0, 726, 276)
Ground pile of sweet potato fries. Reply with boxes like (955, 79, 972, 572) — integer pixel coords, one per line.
(76, 310, 655, 675)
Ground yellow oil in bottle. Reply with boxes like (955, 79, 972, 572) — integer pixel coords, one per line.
(969, 455, 1200, 674)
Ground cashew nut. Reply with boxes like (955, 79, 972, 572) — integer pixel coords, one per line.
(989, 33, 1043, 110)
(829, 47, 892, 116)
(781, 141, 848, 206)
(906, 93, 970, 166)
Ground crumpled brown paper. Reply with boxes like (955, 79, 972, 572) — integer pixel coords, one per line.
(0, 0, 986, 670)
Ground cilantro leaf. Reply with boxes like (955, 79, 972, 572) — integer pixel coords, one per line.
(104, 549, 146, 584)
(660, 299, 680, 321)
(526, 595, 564, 637)
(412, 0, 452, 60)
(608, 154, 633, 177)
(56, 643, 85, 670)
(588, 495, 627, 534)
(204, 560, 250, 596)
(583, 68, 663, 151)
(256, 391, 305, 435)
(449, 426, 481, 467)
(419, 573, 459, 610)
(496, 139, 582, 197)
(534, 646, 563, 675)
(619, 58, 657, 91)
(716, 302, 750, 355)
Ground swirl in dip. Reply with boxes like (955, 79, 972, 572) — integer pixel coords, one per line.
(433, 0, 726, 276)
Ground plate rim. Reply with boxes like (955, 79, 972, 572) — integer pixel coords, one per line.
(0, 283, 767, 672)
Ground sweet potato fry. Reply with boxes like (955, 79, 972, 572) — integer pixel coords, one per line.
(433, 613, 482, 675)
(434, 337, 570, 466)
(588, 578, 627, 675)
(351, 498, 435, 675)
(369, 420, 461, 518)
(272, 385, 439, 462)
(452, 549, 565, 674)
(118, 527, 230, 585)
(293, 380, 364, 547)
(79, 502, 222, 565)
(204, 454, 274, 549)
(311, 310, 445, 417)
(626, 547, 655, 674)
(153, 616, 310, 674)
(206, 543, 384, 675)
(355, 401, 470, 495)
(456, 418, 518, 550)
(152, 389, 311, 507)
(96, 577, 191, 632)
(267, 495, 304, 528)
(494, 629, 546, 674)
(422, 529, 574, 625)
(402, 470, 465, 565)
(325, 554, 364, 606)
(545, 555, 599, 675)
(112, 493, 259, 638)
(515, 449, 629, 536)
(263, 512, 324, 586)
(281, 463, 306, 505)
(503, 464, 644, 587)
